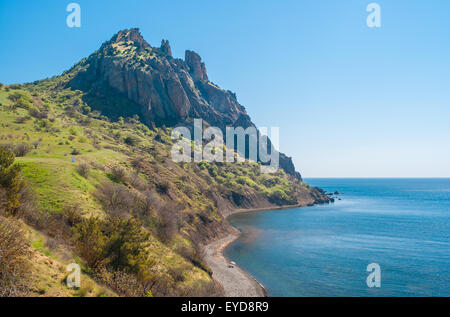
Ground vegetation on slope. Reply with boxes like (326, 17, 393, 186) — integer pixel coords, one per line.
(0, 74, 327, 296)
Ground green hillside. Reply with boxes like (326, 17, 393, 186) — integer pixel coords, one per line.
(0, 61, 327, 297)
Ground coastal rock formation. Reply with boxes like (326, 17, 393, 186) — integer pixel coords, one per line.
(69, 28, 301, 178)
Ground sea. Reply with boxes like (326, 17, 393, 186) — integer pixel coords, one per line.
(225, 178, 450, 296)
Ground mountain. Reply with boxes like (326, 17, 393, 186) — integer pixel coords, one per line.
(0, 29, 331, 297)
(68, 28, 300, 178)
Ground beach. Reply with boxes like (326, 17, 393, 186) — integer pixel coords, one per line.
(203, 231, 267, 297)
(203, 203, 312, 297)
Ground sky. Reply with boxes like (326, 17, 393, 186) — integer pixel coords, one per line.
(1, 0, 449, 177)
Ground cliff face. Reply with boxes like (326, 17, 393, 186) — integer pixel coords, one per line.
(69, 28, 301, 178)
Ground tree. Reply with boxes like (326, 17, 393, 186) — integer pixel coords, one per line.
(104, 217, 151, 275)
(0, 146, 15, 171)
(73, 216, 151, 276)
(73, 217, 107, 269)
(0, 146, 26, 215)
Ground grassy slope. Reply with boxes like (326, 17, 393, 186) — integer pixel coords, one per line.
(0, 77, 321, 296)
(0, 86, 216, 295)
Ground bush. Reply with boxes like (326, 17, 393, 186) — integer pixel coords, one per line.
(130, 157, 144, 171)
(96, 268, 149, 297)
(128, 172, 147, 191)
(13, 143, 32, 157)
(73, 217, 107, 269)
(155, 201, 181, 242)
(14, 185, 38, 226)
(267, 187, 295, 205)
(31, 140, 40, 149)
(0, 216, 30, 296)
(95, 181, 133, 217)
(73, 216, 151, 274)
(63, 203, 82, 226)
(110, 165, 126, 183)
(15, 98, 32, 109)
(77, 162, 90, 178)
(15, 116, 31, 124)
(0, 146, 27, 215)
(8, 91, 29, 103)
(28, 108, 47, 119)
(156, 180, 169, 195)
(124, 135, 140, 146)
(71, 148, 81, 155)
(0, 145, 15, 171)
(104, 217, 151, 273)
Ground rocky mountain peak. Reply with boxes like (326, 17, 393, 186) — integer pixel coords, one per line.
(111, 28, 151, 49)
(185, 50, 208, 82)
(160, 39, 172, 57)
(68, 29, 301, 179)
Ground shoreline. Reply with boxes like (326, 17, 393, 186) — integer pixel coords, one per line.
(204, 203, 307, 297)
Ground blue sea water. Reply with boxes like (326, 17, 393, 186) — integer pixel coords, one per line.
(225, 179, 450, 296)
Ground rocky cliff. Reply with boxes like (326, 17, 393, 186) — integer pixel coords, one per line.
(69, 28, 301, 178)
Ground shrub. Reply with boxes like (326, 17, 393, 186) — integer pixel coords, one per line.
(79, 117, 91, 126)
(73, 217, 107, 269)
(0, 145, 15, 170)
(128, 172, 147, 191)
(155, 201, 181, 242)
(104, 217, 151, 273)
(96, 268, 149, 297)
(124, 135, 140, 146)
(13, 143, 32, 157)
(130, 157, 144, 171)
(77, 162, 90, 178)
(31, 140, 40, 149)
(14, 185, 38, 226)
(0, 216, 30, 296)
(267, 187, 295, 205)
(156, 180, 169, 195)
(63, 203, 82, 226)
(69, 127, 78, 136)
(0, 146, 27, 215)
(71, 148, 81, 155)
(15, 98, 32, 109)
(28, 108, 47, 119)
(110, 165, 126, 183)
(15, 116, 31, 124)
(8, 91, 29, 103)
(95, 181, 133, 217)
(73, 216, 151, 274)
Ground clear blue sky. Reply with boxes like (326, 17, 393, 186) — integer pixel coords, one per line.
(1, 0, 449, 177)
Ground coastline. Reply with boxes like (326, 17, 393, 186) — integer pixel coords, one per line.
(204, 203, 308, 297)
(204, 231, 268, 297)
